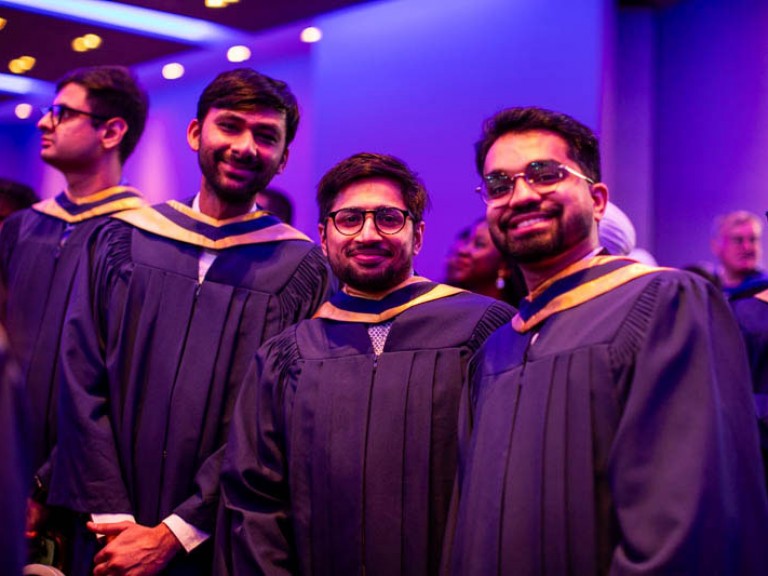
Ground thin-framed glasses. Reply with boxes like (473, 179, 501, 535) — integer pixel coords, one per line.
(40, 104, 110, 128)
(477, 160, 595, 206)
(327, 207, 412, 236)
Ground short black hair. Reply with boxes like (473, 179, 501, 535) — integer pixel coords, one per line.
(196, 68, 300, 146)
(317, 152, 430, 223)
(57, 65, 149, 164)
(475, 106, 601, 182)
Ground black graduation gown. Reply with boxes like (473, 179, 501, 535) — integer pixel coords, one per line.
(730, 290, 768, 474)
(0, 324, 29, 576)
(0, 187, 144, 477)
(447, 257, 768, 575)
(216, 281, 514, 576)
(48, 201, 331, 575)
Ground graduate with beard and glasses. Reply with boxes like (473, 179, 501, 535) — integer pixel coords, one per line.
(48, 68, 332, 576)
(444, 107, 768, 575)
(215, 153, 514, 575)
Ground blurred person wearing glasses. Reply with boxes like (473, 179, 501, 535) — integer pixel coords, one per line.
(444, 107, 768, 575)
(47, 68, 331, 576)
(215, 153, 513, 575)
(710, 210, 768, 298)
(0, 65, 147, 572)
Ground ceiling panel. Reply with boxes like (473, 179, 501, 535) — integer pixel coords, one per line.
(0, 7, 192, 83)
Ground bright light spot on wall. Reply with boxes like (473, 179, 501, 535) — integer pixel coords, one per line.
(227, 45, 251, 63)
(8, 56, 36, 74)
(162, 63, 185, 80)
(14, 103, 32, 119)
(0, 18, 7, 31)
(205, 0, 239, 7)
(300, 27, 322, 43)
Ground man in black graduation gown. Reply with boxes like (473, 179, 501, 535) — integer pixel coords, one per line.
(445, 107, 768, 575)
(215, 153, 514, 575)
(0, 65, 148, 566)
(48, 69, 332, 575)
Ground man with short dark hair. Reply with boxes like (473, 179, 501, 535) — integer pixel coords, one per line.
(49, 68, 331, 575)
(446, 106, 768, 574)
(216, 152, 513, 575)
(0, 65, 148, 566)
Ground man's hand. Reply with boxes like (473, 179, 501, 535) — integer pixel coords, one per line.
(26, 497, 49, 539)
(87, 521, 183, 576)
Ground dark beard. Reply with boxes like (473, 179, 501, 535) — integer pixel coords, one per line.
(330, 259, 412, 294)
(491, 209, 593, 264)
(198, 149, 273, 205)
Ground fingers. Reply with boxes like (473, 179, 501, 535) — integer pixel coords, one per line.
(87, 520, 133, 535)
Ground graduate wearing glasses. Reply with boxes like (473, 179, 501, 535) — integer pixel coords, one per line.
(445, 107, 768, 574)
(215, 152, 513, 575)
(0, 65, 148, 570)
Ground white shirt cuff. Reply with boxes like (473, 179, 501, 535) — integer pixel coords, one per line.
(162, 514, 209, 553)
(91, 513, 136, 524)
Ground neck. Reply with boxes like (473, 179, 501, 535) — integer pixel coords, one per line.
(343, 274, 419, 300)
(520, 239, 598, 293)
(721, 268, 754, 288)
(198, 184, 255, 220)
(63, 159, 123, 199)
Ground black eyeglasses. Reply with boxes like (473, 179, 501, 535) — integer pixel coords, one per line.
(40, 104, 110, 128)
(327, 207, 412, 236)
(477, 160, 594, 206)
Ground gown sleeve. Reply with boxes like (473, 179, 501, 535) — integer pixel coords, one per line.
(607, 273, 768, 574)
(214, 328, 300, 576)
(49, 221, 134, 514)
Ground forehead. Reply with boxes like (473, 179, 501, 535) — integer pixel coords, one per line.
(484, 130, 571, 174)
(204, 106, 286, 130)
(54, 83, 90, 108)
(330, 177, 405, 211)
(723, 219, 761, 236)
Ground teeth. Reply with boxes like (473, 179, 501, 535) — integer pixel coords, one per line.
(514, 216, 547, 229)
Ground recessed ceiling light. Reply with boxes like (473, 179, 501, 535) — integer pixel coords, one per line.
(71, 37, 88, 52)
(227, 45, 251, 63)
(300, 27, 322, 44)
(14, 102, 32, 120)
(8, 56, 35, 74)
(83, 33, 102, 49)
(162, 63, 185, 80)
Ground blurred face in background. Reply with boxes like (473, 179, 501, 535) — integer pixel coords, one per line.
(447, 219, 504, 291)
(713, 218, 762, 282)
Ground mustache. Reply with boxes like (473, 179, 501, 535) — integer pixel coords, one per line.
(216, 150, 261, 171)
(346, 243, 393, 257)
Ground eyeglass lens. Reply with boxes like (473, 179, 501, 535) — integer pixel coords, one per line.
(483, 161, 567, 202)
(333, 208, 407, 235)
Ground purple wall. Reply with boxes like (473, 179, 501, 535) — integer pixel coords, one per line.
(312, 0, 609, 279)
(653, 0, 768, 267)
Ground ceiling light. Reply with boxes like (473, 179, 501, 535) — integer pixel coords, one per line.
(83, 33, 102, 49)
(0, 18, 7, 30)
(8, 55, 35, 74)
(72, 37, 88, 52)
(205, 0, 239, 6)
(0, 73, 52, 96)
(162, 63, 185, 80)
(227, 45, 251, 63)
(300, 27, 322, 43)
(14, 102, 32, 119)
